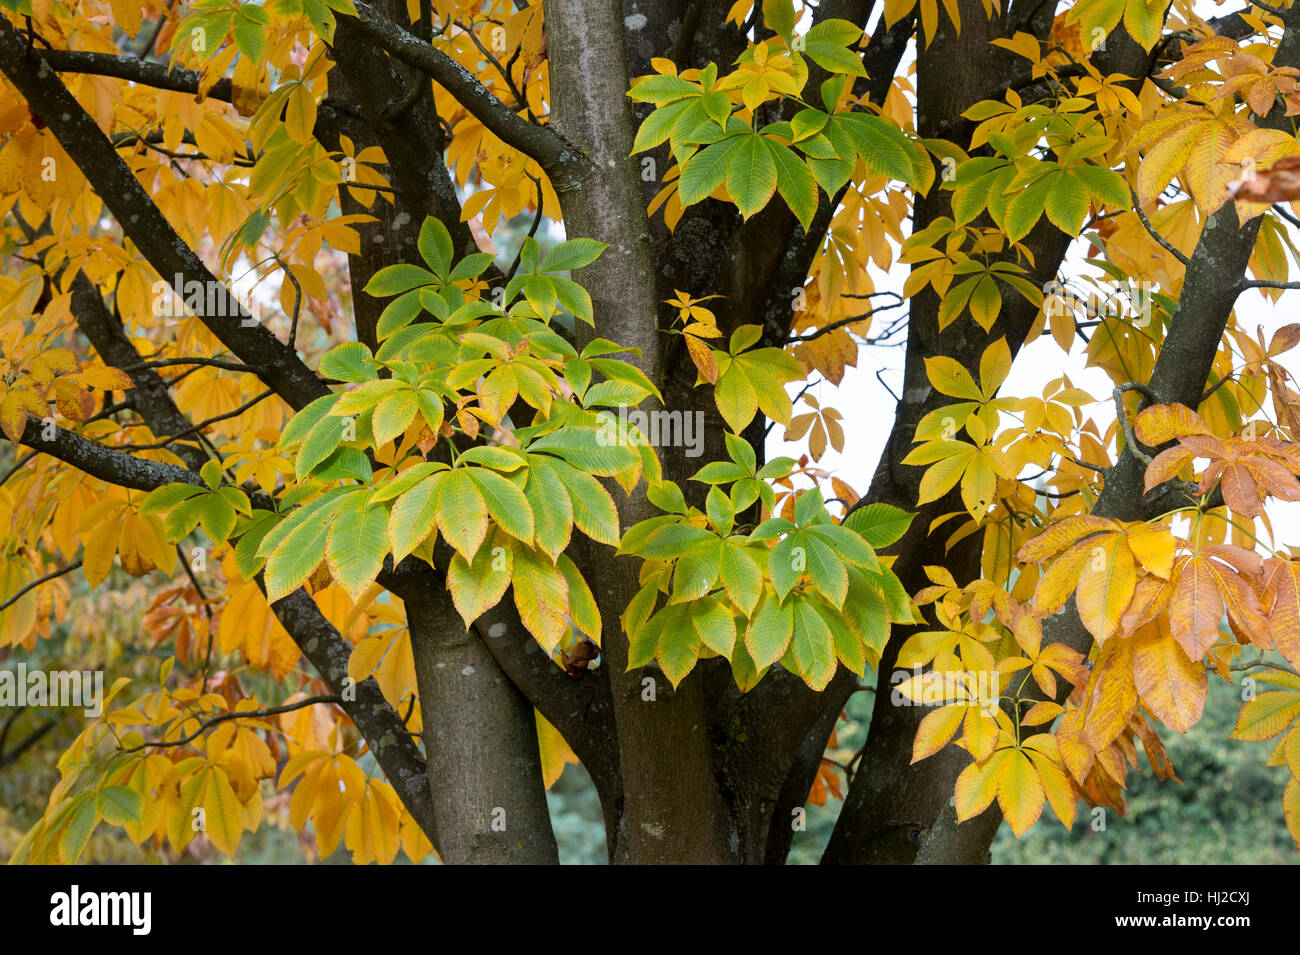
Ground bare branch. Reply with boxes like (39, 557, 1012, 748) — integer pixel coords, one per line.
(121, 695, 343, 753)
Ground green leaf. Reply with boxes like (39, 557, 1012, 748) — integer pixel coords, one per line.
(540, 238, 607, 273)
(714, 363, 759, 432)
(706, 486, 735, 535)
(387, 475, 443, 563)
(789, 596, 837, 690)
(312, 446, 372, 483)
(845, 567, 891, 655)
(319, 341, 376, 383)
(678, 137, 736, 207)
(802, 19, 868, 77)
(417, 216, 454, 276)
(629, 73, 703, 104)
(764, 138, 818, 230)
(295, 414, 347, 480)
(524, 458, 574, 559)
(139, 483, 203, 517)
(691, 460, 750, 484)
(794, 486, 827, 526)
(657, 621, 701, 687)
(231, 4, 270, 61)
(803, 533, 848, 608)
(559, 553, 602, 641)
(528, 428, 640, 476)
(769, 534, 803, 601)
(827, 607, 867, 675)
(96, 785, 143, 826)
(626, 522, 716, 560)
(719, 541, 762, 616)
(434, 468, 488, 561)
(372, 389, 418, 448)
(836, 113, 914, 182)
(234, 510, 279, 579)
(691, 597, 737, 658)
(673, 541, 722, 602)
(806, 523, 880, 570)
(364, 264, 437, 296)
(264, 507, 330, 602)
(1044, 169, 1091, 235)
(375, 291, 423, 340)
(550, 461, 620, 546)
(647, 479, 688, 514)
(844, 502, 914, 547)
(746, 593, 793, 668)
(60, 795, 98, 863)
(554, 278, 595, 325)
(762, 0, 796, 38)
(326, 492, 390, 598)
(727, 133, 779, 219)
(468, 467, 535, 544)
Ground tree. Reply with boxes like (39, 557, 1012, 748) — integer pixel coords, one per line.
(2, 0, 1300, 867)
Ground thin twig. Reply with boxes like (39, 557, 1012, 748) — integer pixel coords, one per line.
(0, 560, 82, 614)
(1114, 382, 1155, 465)
(121, 695, 343, 753)
(1130, 185, 1190, 267)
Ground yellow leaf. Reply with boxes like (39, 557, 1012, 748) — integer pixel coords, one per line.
(1125, 521, 1175, 579)
(1024, 745, 1077, 829)
(536, 710, 580, 788)
(1074, 532, 1136, 642)
(996, 749, 1046, 837)
(1081, 636, 1137, 749)
(511, 545, 569, 652)
(1132, 615, 1207, 732)
(912, 703, 964, 762)
(953, 748, 1008, 821)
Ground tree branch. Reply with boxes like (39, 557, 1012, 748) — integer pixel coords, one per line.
(121, 695, 343, 752)
(345, 2, 582, 192)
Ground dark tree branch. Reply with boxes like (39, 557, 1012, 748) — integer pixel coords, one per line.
(346, 2, 582, 192)
(121, 695, 343, 752)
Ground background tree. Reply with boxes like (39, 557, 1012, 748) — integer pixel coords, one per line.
(1, 0, 1300, 865)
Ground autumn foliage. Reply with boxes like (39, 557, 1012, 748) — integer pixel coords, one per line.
(3, 0, 1300, 865)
